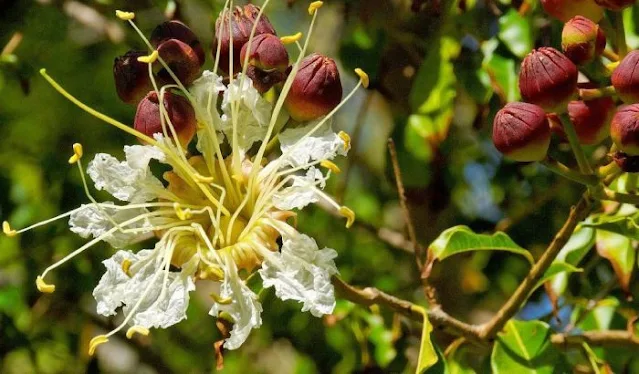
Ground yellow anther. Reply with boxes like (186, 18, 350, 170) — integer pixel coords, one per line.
(173, 202, 192, 220)
(211, 293, 233, 305)
(36, 276, 56, 293)
(68, 143, 83, 164)
(3, 221, 17, 237)
(126, 326, 150, 339)
(354, 68, 369, 88)
(231, 173, 246, 183)
(88, 335, 109, 356)
(281, 32, 303, 44)
(320, 160, 341, 173)
(339, 206, 355, 228)
(121, 259, 132, 276)
(138, 50, 159, 64)
(194, 174, 215, 183)
(338, 131, 351, 151)
(308, 1, 323, 15)
(115, 10, 135, 21)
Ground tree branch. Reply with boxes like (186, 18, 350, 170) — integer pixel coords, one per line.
(551, 330, 639, 348)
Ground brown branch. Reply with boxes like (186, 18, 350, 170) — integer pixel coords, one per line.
(478, 194, 593, 339)
(551, 331, 639, 348)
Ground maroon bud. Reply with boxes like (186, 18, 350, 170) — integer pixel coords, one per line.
(245, 65, 287, 94)
(151, 20, 205, 66)
(284, 54, 343, 122)
(113, 50, 153, 104)
(612, 50, 639, 104)
(540, 0, 603, 22)
(611, 104, 639, 156)
(613, 151, 639, 172)
(156, 39, 201, 86)
(566, 97, 615, 145)
(240, 34, 289, 73)
(519, 48, 578, 113)
(213, 4, 276, 75)
(492, 102, 551, 162)
(593, 0, 634, 10)
(561, 16, 606, 65)
(134, 91, 196, 147)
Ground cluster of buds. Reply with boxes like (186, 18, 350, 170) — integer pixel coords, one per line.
(492, 3, 639, 171)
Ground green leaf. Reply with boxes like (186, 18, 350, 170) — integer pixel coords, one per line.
(483, 51, 519, 102)
(491, 320, 560, 374)
(446, 340, 477, 374)
(417, 313, 438, 373)
(595, 230, 636, 292)
(498, 9, 533, 58)
(429, 226, 534, 265)
(582, 212, 639, 240)
(534, 262, 582, 292)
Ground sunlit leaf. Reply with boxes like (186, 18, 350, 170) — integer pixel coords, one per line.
(429, 225, 534, 264)
(596, 230, 636, 292)
(417, 313, 438, 373)
(491, 320, 560, 374)
(446, 339, 476, 374)
(535, 262, 582, 292)
(484, 51, 519, 102)
(498, 9, 533, 58)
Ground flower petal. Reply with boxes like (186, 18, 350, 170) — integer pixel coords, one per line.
(278, 118, 348, 167)
(259, 232, 338, 317)
(271, 167, 327, 210)
(190, 70, 225, 125)
(209, 255, 263, 350)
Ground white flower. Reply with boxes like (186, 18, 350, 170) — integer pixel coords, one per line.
(87, 145, 165, 203)
(190, 70, 226, 123)
(278, 118, 349, 167)
(209, 255, 263, 350)
(272, 167, 327, 211)
(259, 232, 338, 317)
(69, 203, 154, 248)
(93, 247, 197, 329)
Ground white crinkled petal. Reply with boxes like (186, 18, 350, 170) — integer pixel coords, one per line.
(190, 70, 225, 124)
(209, 256, 262, 350)
(69, 203, 154, 248)
(272, 167, 327, 210)
(124, 144, 165, 169)
(87, 151, 164, 203)
(259, 232, 338, 317)
(278, 118, 349, 167)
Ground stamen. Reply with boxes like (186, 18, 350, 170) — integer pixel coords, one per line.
(115, 10, 135, 20)
(338, 131, 351, 151)
(174, 202, 193, 220)
(308, 1, 324, 15)
(354, 68, 369, 88)
(89, 335, 109, 356)
(126, 326, 150, 339)
(281, 32, 303, 44)
(2, 221, 17, 237)
(339, 206, 355, 228)
(320, 160, 341, 173)
(68, 143, 83, 164)
(122, 259, 132, 276)
(138, 50, 159, 64)
(36, 276, 55, 293)
(210, 292, 233, 305)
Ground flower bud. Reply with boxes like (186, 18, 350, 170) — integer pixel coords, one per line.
(151, 20, 205, 66)
(612, 50, 639, 104)
(567, 97, 615, 145)
(240, 34, 289, 73)
(519, 47, 578, 113)
(156, 39, 201, 86)
(611, 104, 639, 156)
(593, 0, 634, 11)
(540, 0, 603, 22)
(213, 4, 276, 75)
(284, 54, 342, 122)
(245, 65, 287, 94)
(613, 151, 639, 173)
(492, 102, 551, 162)
(134, 91, 196, 147)
(561, 16, 606, 65)
(113, 50, 153, 104)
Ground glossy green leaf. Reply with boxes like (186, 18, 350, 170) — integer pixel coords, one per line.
(534, 262, 582, 292)
(417, 313, 438, 373)
(491, 320, 559, 374)
(582, 212, 639, 240)
(483, 51, 519, 102)
(429, 225, 534, 264)
(549, 226, 595, 295)
(498, 9, 533, 58)
(446, 340, 476, 374)
(596, 230, 636, 292)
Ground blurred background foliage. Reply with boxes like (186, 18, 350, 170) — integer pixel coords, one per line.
(2, 0, 639, 373)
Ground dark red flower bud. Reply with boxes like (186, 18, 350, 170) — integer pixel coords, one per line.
(113, 50, 153, 104)
(492, 102, 551, 162)
(151, 20, 205, 66)
(213, 4, 276, 75)
(593, 0, 634, 11)
(613, 151, 639, 172)
(519, 47, 578, 113)
(284, 53, 343, 122)
(156, 39, 201, 86)
(240, 34, 289, 73)
(134, 91, 196, 147)
(540, 0, 603, 22)
(566, 97, 615, 145)
(562, 16, 606, 65)
(611, 104, 639, 155)
(612, 50, 639, 104)
(245, 65, 287, 94)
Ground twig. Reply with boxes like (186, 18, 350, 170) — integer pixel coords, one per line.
(551, 331, 639, 347)
(478, 194, 592, 339)
(542, 158, 599, 186)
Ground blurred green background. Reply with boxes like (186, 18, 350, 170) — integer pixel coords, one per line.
(2, 0, 639, 373)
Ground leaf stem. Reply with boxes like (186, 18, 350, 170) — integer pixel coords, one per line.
(578, 86, 616, 100)
(542, 158, 599, 186)
(559, 113, 592, 174)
